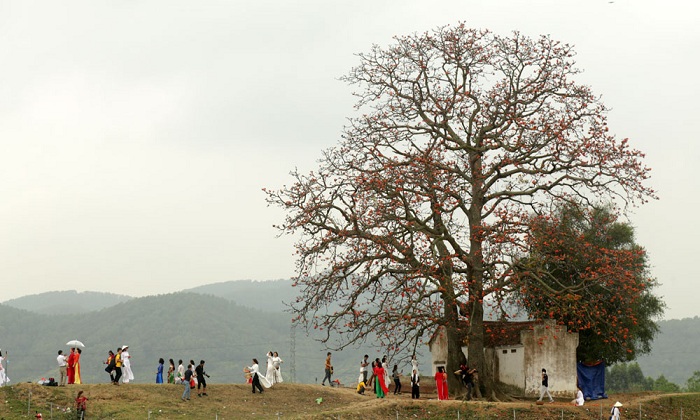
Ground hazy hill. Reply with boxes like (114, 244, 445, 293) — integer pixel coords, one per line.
(635, 317, 700, 386)
(5, 281, 693, 387)
(0, 292, 390, 387)
(2, 290, 131, 315)
(184, 279, 295, 313)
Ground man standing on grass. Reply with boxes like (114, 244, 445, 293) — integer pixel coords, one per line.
(57, 350, 67, 386)
(321, 352, 332, 386)
(360, 354, 369, 384)
(411, 369, 420, 399)
(182, 363, 193, 401)
(195, 360, 210, 397)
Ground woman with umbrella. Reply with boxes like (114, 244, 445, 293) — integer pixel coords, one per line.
(65, 340, 84, 385)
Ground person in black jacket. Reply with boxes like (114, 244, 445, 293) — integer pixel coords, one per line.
(195, 360, 210, 397)
(538, 368, 554, 403)
(410, 369, 420, 399)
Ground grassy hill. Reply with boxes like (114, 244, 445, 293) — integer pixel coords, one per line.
(2, 382, 699, 419)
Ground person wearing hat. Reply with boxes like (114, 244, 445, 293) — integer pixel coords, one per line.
(610, 401, 622, 420)
(121, 345, 134, 383)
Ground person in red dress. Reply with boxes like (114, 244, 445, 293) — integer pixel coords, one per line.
(373, 361, 389, 398)
(435, 366, 449, 400)
(66, 348, 76, 385)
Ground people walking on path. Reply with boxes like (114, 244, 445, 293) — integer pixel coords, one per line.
(248, 359, 271, 393)
(104, 351, 116, 383)
(538, 368, 554, 403)
(321, 352, 332, 386)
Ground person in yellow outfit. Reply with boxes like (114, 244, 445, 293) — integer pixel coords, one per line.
(113, 348, 123, 385)
(74, 348, 82, 384)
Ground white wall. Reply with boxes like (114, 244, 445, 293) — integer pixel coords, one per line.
(495, 345, 525, 388)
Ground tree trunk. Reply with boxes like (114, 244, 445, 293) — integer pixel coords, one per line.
(466, 149, 493, 398)
(444, 299, 467, 397)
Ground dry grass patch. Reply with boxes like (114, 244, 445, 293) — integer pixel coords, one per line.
(2, 383, 700, 419)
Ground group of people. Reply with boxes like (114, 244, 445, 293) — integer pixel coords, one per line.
(101, 345, 134, 385)
(44, 346, 624, 418)
(244, 351, 284, 394)
(56, 348, 84, 385)
(355, 353, 421, 399)
(539, 367, 623, 418)
(177, 359, 210, 401)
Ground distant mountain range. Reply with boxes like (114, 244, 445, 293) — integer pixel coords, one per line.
(2, 290, 132, 315)
(1, 280, 695, 387)
(0, 281, 388, 386)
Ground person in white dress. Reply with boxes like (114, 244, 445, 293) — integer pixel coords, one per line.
(264, 351, 276, 385)
(610, 401, 622, 420)
(248, 358, 272, 393)
(272, 352, 284, 384)
(121, 345, 134, 383)
(411, 354, 419, 376)
(177, 359, 185, 383)
(0, 350, 8, 386)
(571, 387, 584, 406)
(382, 355, 390, 389)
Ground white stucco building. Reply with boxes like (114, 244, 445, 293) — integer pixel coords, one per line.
(428, 319, 579, 397)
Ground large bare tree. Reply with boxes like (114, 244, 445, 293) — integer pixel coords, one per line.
(266, 24, 655, 397)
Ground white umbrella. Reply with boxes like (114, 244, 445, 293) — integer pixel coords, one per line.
(66, 340, 85, 348)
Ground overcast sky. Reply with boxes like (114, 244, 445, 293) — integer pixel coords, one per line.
(0, 0, 697, 319)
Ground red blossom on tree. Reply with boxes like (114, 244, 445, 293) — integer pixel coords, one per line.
(512, 203, 664, 364)
(266, 23, 655, 398)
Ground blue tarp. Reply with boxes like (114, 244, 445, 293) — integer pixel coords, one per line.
(577, 361, 608, 400)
